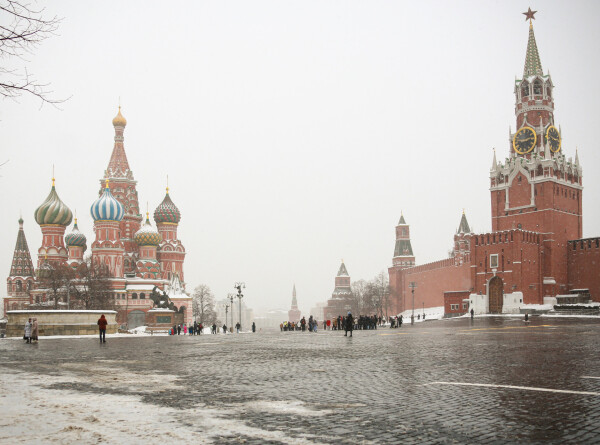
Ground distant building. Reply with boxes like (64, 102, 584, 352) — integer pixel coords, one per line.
(253, 309, 288, 330)
(309, 302, 326, 321)
(287, 284, 301, 322)
(323, 261, 353, 320)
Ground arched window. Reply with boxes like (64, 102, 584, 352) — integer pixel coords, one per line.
(16, 280, 22, 292)
(546, 84, 552, 98)
(533, 79, 542, 95)
(132, 292, 138, 299)
(521, 81, 529, 98)
(140, 293, 145, 300)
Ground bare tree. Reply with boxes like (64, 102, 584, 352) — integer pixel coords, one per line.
(0, 1, 64, 104)
(350, 279, 368, 315)
(69, 258, 116, 311)
(192, 284, 217, 325)
(37, 262, 73, 309)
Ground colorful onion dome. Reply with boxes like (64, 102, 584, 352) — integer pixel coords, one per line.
(112, 106, 127, 127)
(90, 180, 125, 221)
(65, 219, 87, 248)
(135, 213, 162, 246)
(34, 178, 73, 226)
(154, 188, 181, 224)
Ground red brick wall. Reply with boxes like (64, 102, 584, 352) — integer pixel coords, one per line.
(389, 259, 472, 312)
(568, 238, 600, 301)
(444, 291, 470, 315)
(471, 230, 543, 304)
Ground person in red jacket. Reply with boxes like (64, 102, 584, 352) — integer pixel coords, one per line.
(97, 314, 108, 343)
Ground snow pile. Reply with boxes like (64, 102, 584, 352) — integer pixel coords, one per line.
(128, 325, 148, 335)
(397, 306, 445, 322)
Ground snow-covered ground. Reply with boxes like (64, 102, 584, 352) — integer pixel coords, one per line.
(0, 371, 329, 444)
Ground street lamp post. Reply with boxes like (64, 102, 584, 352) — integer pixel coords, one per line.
(224, 303, 229, 332)
(409, 282, 417, 325)
(228, 293, 235, 332)
(234, 282, 245, 331)
(422, 302, 425, 318)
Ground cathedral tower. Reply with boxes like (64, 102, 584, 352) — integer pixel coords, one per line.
(489, 10, 582, 296)
(65, 218, 87, 266)
(100, 107, 142, 274)
(34, 178, 73, 267)
(154, 187, 186, 283)
(90, 179, 125, 279)
(5, 218, 35, 312)
(134, 213, 162, 279)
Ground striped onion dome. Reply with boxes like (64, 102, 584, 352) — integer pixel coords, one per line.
(90, 180, 124, 221)
(134, 213, 162, 246)
(34, 179, 73, 226)
(65, 219, 87, 249)
(153, 188, 181, 224)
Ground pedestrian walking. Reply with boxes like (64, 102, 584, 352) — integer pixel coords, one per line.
(235, 322, 241, 333)
(97, 314, 107, 343)
(31, 318, 39, 342)
(344, 312, 354, 337)
(24, 318, 32, 343)
(470, 308, 474, 319)
(177, 325, 181, 335)
(252, 322, 256, 333)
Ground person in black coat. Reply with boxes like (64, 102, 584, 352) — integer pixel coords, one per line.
(344, 312, 354, 337)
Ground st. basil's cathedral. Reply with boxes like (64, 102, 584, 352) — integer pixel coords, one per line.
(5, 108, 191, 327)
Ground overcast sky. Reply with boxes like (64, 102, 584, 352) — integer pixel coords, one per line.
(1, 0, 599, 315)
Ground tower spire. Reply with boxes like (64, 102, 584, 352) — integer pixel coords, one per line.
(523, 9, 543, 77)
(9, 217, 34, 278)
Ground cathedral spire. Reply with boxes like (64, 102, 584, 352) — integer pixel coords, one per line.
(9, 218, 34, 277)
(523, 13, 543, 77)
(105, 106, 132, 179)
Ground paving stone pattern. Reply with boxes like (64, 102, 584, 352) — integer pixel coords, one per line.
(2, 316, 600, 444)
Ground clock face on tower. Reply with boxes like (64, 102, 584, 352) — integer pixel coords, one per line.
(513, 126, 537, 154)
(546, 125, 561, 153)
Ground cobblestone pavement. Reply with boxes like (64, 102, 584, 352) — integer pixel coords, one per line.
(2, 316, 600, 444)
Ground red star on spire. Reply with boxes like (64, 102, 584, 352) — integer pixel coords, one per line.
(523, 7, 537, 21)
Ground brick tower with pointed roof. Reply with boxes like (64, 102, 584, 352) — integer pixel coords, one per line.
(490, 15, 582, 297)
(5, 218, 35, 314)
(453, 211, 472, 266)
(288, 284, 301, 322)
(388, 214, 416, 314)
(323, 261, 354, 320)
(100, 107, 142, 274)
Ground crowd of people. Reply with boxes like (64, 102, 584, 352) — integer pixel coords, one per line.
(280, 313, 416, 334)
(169, 321, 257, 335)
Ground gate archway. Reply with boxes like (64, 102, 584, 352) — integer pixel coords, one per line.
(127, 310, 146, 328)
(488, 276, 503, 314)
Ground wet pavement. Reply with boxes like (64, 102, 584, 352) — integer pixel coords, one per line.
(2, 316, 600, 444)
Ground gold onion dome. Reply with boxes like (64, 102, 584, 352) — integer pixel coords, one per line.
(135, 213, 162, 246)
(154, 188, 181, 224)
(112, 106, 127, 127)
(34, 178, 73, 226)
(65, 219, 87, 249)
